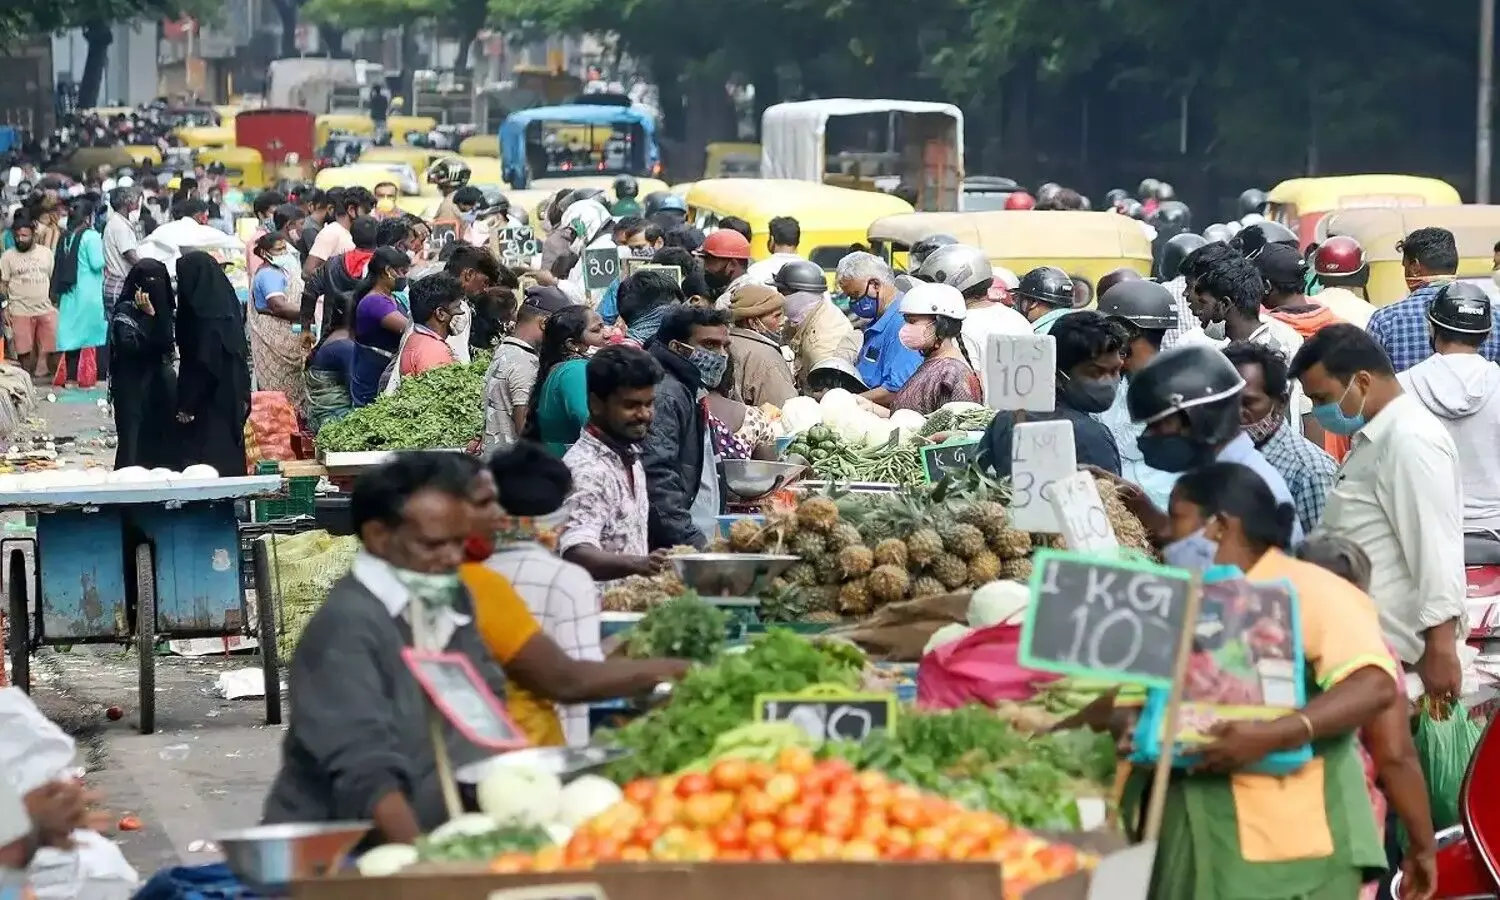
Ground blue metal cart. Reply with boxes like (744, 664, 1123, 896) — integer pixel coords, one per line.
(2, 476, 283, 734)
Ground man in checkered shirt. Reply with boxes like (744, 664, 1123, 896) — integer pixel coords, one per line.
(1162, 241, 1239, 350)
(1367, 226, 1500, 372)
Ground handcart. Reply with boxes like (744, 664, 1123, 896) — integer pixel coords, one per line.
(2, 476, 283, 734)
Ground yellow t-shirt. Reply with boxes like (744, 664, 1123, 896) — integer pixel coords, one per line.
(461, 563, 566, 747)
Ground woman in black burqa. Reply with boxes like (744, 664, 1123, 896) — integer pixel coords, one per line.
(110, 258, 182, 470)
(174, 251, 251, 476)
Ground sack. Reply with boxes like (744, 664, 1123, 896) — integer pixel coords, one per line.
(245, 391, 298, 467)
(916, 623, 1060, 710)
(1415, 700, 1485, 830)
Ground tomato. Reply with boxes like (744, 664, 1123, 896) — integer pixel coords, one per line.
(854, 812, 888, 843)
(858, 785, 892, 815)
(945, 834, 981, 861)
(777, 746, 816, 775)
(787, 844, 822, 862)
(774, 826, 809, 855)
(632, 821, 665, 846)
(776, 802, 814, 830)
(746, 760, 776, 787)
(840, 838, 880, 862)
(910, 843, 943, 862)
(620, 845, 651, 862)
(888, 799, 928, 830)
(711, 758, 751, 791)
(879, 825, 914, 859)
(740, 787, 779, 820)
(750, 842, 783, 861)
(764, 773, 800, 807)
(822, 794, 857, 821)
(593, 837, 623, 862)
(531, 845, 566, 872)
(490, 852, 532, 873)
(813, 834, 845, 859)
(914, 826, 950, 854)
(815, 758, 854, 780)
(684, 791, 735, 828)
(646, 795, 681, 826)
(814, 812, 853, 841)
(744, 818, 777, 848)
(623, 779, 657, 805)
(710, 815, 746, 850)
(566, 834, 597, 861)
(717, 847, 753, 862)
(853, 770, 889, 793)
(676, 773, 713, 797)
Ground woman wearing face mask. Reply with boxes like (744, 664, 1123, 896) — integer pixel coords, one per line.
(887, 282, 982, 414)
(348, 246, 411, 406)
(1128, 462, 1400, 900)
(522, 305, 607, 456)
(52, 197, 108, 387)
(248, 231, 309, 405)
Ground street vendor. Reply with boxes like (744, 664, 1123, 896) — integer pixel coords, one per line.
(262, 452, 505, 842)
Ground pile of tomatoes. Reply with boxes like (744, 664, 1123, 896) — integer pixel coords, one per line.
(490, 747, 1093, 898)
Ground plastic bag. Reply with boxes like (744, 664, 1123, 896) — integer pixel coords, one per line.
(916, 623, 1059, 710)
(1415, 700, 1485, 830)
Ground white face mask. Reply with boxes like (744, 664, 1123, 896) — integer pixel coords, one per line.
(127, 207, 141, 223)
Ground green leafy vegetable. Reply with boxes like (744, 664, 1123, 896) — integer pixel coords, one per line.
(416, 823, 551, 862)
(626, 591, 729, 663)
(317, 353, 491, 452)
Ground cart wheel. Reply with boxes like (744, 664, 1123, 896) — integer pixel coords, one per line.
(252, 538, 281, 726)
(135, 543, 156, 736)
(7, 549, 29, 693)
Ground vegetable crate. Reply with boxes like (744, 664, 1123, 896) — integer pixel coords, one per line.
(253, 475, 319, 522)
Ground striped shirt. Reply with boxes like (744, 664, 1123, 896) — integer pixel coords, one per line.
(1256, 421, 1338, 535)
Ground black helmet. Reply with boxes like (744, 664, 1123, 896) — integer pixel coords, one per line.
(1231, 221, 1298, 257)
(642, 190, 670, 217)
(1096, 267, 1143, 300)
(1137, 178, 1161, 199)
(1238, 188, 1268, 216)
(613, 174, 639, 199)
(1160, 232, 1208, 281)
(1099, 279, 1176, 331)
(1429, 282, 1494, 334)
(1104, 188, 1130, 208)
(909, 233, 959, 269)
(1126, 344, 1245, 445)
(774, 259, 828, 295)
(1015, 266, 1074, 308)
(1149, 200, 1191, 230)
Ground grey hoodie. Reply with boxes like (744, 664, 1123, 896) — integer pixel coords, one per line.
(1399, 352, 1500, 532)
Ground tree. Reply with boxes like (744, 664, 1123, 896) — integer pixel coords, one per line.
(307, 0, 490, 72)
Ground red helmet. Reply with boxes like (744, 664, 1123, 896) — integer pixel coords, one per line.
(1314, 236, 1367, 277)
(1005, 191, 1036, 210)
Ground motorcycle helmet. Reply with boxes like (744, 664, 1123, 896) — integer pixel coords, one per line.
(909, 233, 959, 270)
(642, 191, 670, 217)
(1313, 235, 1367, 277)
(1014, 266, 1074, 308)
(426, 157, 471, 190)
(1037, 182, 1062, 204)
(1428, 282, 1493, 334)
(1239, 212, 1266, 226)
(1104, 188, 1130, 209)
(1202, 223, 1231, 243)
(1125, 344, 1245, 441)
(612, 174, 639, 199)
(774, 259, 828, 295)
(1121, 199, 1145, 219)
(1099, 279, 1176, 332)
(1159, 232, 1208, 281)
(1238, 188, 1268, 216)
(1137, 178, 1161, 200)
(914, 243, 993, 295)
(1095, 267, 1143, 302)
(1154, 181, 1176, 201)
(656, 194, 687, 213)
(1149, 200, 1191, 231)
(1004, 191, 1036, 210)
(1231, 220, 1298, 258)
(899, 282, 967, 320)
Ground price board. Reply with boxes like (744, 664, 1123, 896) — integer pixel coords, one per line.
(426, 219, 460, 258)
(1008, 420, 1076, 533)
(756, 692, 896, 744)
(1048, 469, 1119, 553)
(402, 649, 528, 751)
(623, 261, 684, 285)
(582, 247, 621, 291)
(919, 437, 979, 483)
(985, 334, 1056, 412)
(1020, 549, 1193, 689)
(492, 224, 540, 268)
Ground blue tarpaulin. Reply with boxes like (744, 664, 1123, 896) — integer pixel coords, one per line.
(0, 127, 20, 154)
(498, 104, 658, 189)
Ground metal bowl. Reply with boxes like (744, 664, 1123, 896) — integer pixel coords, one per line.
(215, 821, 370, 894)
(453, 746, 634, 785)
(668, 553, 800, 598)
(721, 459, 807, 500)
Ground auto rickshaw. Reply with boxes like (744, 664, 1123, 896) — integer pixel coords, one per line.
(865, 210, 1153, 290)
(1266, 174, 1461, 247)
(359, 145, 458, 180)
(234, 108, 316, 183)
(459, 134, 499, 157)
(386, 115, 437, 145)
(532, 174, 671, 205)
(123, 145, 163, 167)
(315, 113, 375, 147)
(1321, 204, 1500, 307)
(197, 147, 265, 190)
(314, 163, 433, 216)
(62, 147, 136, 179)
(174, 125, 236, 150)
(460, 156, 504, 188)
(1391, 713, 1500, 899)
(704, 142, 761, 178)
(687, 179, 914, 281)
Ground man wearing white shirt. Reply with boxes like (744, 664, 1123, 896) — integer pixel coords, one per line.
(1291, 324, 1467, 707)
(743, 216, 806, 285)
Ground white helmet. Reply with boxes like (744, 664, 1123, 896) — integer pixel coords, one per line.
(1240, 212, 1266, 226)
(900, 281, 967, 320)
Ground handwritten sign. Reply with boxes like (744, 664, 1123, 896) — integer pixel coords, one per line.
(1009, 420, 1076, 533)
(427, 219, 460, 257)
(1048, 470, 1119, 553)
(985, 334, 1056, 412)
(756, 692, 896, 744)
(493, 225, 540, 268)
(402, 649, 528, 751)
(1020, 549, 1193, 688)
(582, 247, 621, 290)
(920, 438, 979, 483)
(623, 260, 684, 286)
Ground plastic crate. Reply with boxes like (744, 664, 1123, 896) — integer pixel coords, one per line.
(254, 475, 318, 522)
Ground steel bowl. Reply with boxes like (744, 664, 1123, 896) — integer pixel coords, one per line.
(668, 553, 800, 598)
(453, 746, 635, 785)
(215, 821, 370, 894)
(721, 459, 807, 500)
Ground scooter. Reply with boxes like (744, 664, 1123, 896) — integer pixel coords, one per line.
(1464, 532, 1500, 656)
(1390, 713, 1500, 899)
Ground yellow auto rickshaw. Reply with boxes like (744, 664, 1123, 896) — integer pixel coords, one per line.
(503, 189, 555, 229)
(866, 210, 1152, 289)
(123, 145, 163, 167)
(62, 147, 136, 179)
(358, 146, 457, 182)
(461, 156, 504, 188)
(197, 146, 265, 189)
(703, 142, 761, 178)
(1266, 174, 1462, 248)
(458, 134, 499, 157)
(687, 179, 914, 279)
(386, 115, 437, 145)
(174, 126, 236, 149)
(528, 174, 672, 203)
(1321, 205, 1500, 306)
(315, 163, 434, 215)
(315, 114, 376, 146)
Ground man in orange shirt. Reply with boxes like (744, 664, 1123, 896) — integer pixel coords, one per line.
(399, 273, 464, 378)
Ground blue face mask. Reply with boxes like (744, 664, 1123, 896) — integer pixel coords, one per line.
(1163, 526, 1218, 571)
(1312, 377, 1367, 435)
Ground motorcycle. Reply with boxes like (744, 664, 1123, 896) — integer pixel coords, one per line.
(1465, 531, 1500, 656)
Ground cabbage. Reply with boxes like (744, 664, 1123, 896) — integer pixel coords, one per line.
(477, 763, 564, 827)
(780, 396, 822, 434)
(356, 844, 419, 876)
(428, 812, 500, 842)
(545, 823, 575, 847)
(889, 409, 926, 442)
(923, 623, 974, 655)
(557, 775, 623, 828)
(969, 580, 1030, 627)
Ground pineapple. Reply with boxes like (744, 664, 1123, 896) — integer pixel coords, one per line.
(708, 537, 730, 552)
(967, 550, 1003, 586)
(1001, 556, 1034, 582)
(785, 562, 819, 587)
(1098, 476, 1151, 552)
(791, 530, 828, 560)
(910, 575, 946, 598)
(961, 500, 1011, 542)
(839, 579, 873, 615)
(650, 570, 687, 598)
(727, 518, 766, 552)
(810, 584, 842, 613)
(759, 580, 812, 623)
(867, 565, 912, 604)
(815, 554, 843, 585)
(1039, 533, 1067, 550)
(872, 538, 909, 569)
(827, 522, 864, 550)
(797, 496, 842, 534)
(932, 553, 969, 589)
(939, 522, 986, 560)
(991, 528, 1033, 559)
(803, 610, 843, 624)
(838, 544, 875, 578)
(907, 529, 944, 566)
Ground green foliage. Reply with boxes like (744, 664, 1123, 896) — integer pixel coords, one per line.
(1, 0, 213, 42)
(625, 591, 729, 664)
(315, 355, 489, 452)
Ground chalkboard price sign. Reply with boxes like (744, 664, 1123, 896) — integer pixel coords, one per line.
(1019, 549, 1193, 688)
(427, 219, 460, 257)
(493, 225, 540, 268)
(920, 438, 979, 483)
(582, 247, 621, 290)
(402, 649, 529, 751)
(756, 692, 896, 744)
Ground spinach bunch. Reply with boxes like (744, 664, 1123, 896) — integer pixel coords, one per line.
(626, 592, 728, 663)
(318, 356, 489, 452)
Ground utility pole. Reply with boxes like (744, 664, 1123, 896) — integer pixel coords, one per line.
(1480, 0, 1495, 202)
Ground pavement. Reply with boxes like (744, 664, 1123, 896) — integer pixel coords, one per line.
(7, 381, 287, 878)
